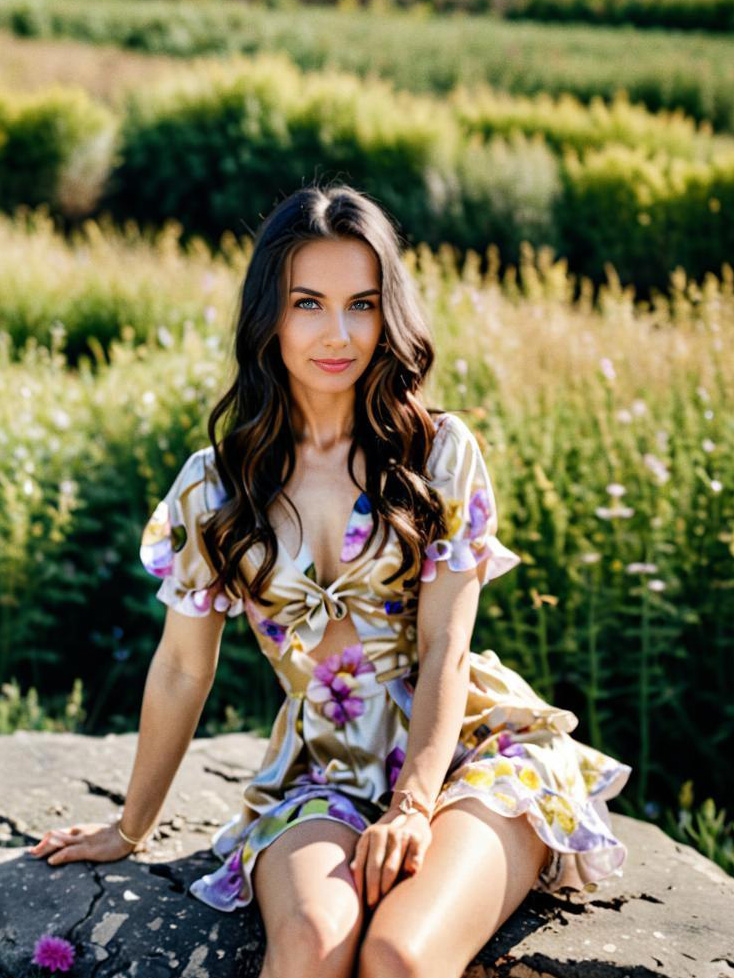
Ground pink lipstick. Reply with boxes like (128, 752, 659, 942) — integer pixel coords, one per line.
(311, 358, 355, 373)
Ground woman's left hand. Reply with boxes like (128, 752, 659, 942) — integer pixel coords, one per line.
(349, 807, 432, 908)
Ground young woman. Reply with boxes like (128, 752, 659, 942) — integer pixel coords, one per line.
(29, 183, 630, 978)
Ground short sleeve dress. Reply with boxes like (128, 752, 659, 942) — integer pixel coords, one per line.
(139, 412, 631, 912)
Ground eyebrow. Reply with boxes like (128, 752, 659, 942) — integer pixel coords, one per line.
(290, 287, 381, 299)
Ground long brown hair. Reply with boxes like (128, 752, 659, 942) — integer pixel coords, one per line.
(203, 180, 447, 604)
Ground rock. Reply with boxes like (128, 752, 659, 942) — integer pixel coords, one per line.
(1, 730, 732, 978)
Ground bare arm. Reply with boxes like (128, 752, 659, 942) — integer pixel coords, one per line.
(29, 605, 227, 864)
(119, 605, 227, 841)
(389, 559, 482, 810)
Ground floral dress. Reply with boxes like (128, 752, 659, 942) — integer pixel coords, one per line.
(139, 412, 631, 913)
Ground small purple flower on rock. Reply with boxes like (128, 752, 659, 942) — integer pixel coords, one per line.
(32, 934, 76, 973)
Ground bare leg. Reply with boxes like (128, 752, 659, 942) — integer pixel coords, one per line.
(252, 817, 364, 978)
(357, 797, 549, 978)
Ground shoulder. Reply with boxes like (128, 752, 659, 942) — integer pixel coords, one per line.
(165, 445, 229, 513)
(426, 411, 481, 480)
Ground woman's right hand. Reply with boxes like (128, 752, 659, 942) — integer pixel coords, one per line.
(27, 822, 140, 865)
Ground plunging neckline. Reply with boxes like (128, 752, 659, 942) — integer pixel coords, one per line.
(273, 489, 371, 592)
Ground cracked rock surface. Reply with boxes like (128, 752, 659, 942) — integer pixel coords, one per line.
(1, 730, 733, 978)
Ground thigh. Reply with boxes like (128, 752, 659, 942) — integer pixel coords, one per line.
(252, 816, 365, 975)
(359, 798, 549, 978)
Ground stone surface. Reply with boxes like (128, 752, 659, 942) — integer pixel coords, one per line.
(1, 730, 733, 978)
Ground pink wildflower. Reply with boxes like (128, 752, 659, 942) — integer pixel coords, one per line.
(32, 934, 76, 972)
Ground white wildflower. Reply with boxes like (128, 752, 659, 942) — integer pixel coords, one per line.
(606, 483, 626, 497)
(599, 358, 616, 381)
(647, 579, 666, 592)
(626, 562, 658, 574)
(702, 439, 715, 453)
(596, 505, 635, 519)
(631, 399, 647, 417)
(710, 479, 723, 493)
(616, 409, 633, 423)
(454, 358, 468, 377)
(643, 453, 670, 485)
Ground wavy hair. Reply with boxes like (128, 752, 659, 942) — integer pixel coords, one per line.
(202, 180, 447, 604)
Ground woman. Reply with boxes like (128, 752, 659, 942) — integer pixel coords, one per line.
(29, 183, 630, 978)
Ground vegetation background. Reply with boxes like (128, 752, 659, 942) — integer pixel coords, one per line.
(0, 0, 732, 876)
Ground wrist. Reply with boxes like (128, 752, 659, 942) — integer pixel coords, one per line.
(388, 789, 435, 821)
(115, 815, 150, 850)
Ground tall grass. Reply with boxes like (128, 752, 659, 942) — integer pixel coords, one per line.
(0, 206, 732, 841)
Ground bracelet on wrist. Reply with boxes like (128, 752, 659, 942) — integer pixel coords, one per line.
(389, 789, 434, 821)
(116, 817, 148, 847)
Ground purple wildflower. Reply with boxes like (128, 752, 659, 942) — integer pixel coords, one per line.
(32, 935, 76, 973)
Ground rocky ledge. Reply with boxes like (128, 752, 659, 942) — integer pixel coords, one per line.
(0, 730, 732, 978)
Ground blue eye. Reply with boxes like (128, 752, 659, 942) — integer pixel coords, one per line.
(294, 298, 375, 311)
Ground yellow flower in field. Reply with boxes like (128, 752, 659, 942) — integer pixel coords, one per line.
(463, 768, 495, 789)
(493, 791, 518, 810)
(519, 766, 541, 790)
(494, 759, 515, 778)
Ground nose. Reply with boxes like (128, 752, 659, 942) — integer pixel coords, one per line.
(322, 311, 350, 348)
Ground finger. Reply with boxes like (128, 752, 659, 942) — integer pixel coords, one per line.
(28, 832, 70, 857)
(349, 839, 366, 903)
(364, 834, 388, 908)
(404, 831, 428, 874)
(380, 833, 408, 898)
(48, 843, 89, 866)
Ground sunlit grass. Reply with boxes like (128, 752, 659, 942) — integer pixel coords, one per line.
(0, 204, 732, 846)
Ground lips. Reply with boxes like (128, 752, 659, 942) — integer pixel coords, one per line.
(313, 359, 354, 365)
(311, 358, 356, 373)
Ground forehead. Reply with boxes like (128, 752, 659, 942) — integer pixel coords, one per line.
(289, 238, 380, 289)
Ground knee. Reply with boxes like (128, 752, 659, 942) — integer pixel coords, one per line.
(358, 930, 423, 978)
(265, 903, 360, 978)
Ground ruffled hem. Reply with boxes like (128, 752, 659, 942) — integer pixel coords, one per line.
(154, 576, 245, 618)
(433, 748, 631, 892)
(187, 786, 371, 913)
(420, 532, 522, 587)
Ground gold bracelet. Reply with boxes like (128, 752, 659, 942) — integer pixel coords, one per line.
(389, 789, 434, 821)
(116, 818, 147, 847)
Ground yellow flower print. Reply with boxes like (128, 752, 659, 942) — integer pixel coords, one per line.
(538, 793, 577, 834)
(494, 758, 515, 778)
(462, 768, 496, 789)
(492, 790, 518, 810)
(443, 498, 464, 538)
(519, 766, 541, 790)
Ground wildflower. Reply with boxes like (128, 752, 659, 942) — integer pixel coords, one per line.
(631, 400, 647, 417)
(647, 579, 666, 592)
(32, 934, 76, 973)
(595, 506, 634, 520)
(643, 454, 670, 485)
(454, 358, 468, 377)
(704, 409, 714, 420)
(711, 479, 723, 494)
(599, 358, 616, 381)
(580, 552, 601, 564)
(606, 483, 626, 497)
(625, 563, 658, 574)
(616, 409, 632, 423)
(702, 439, 715, 453)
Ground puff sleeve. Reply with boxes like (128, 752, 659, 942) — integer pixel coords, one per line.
(139, 446, 244, 618)
(421, 413, 521, 587)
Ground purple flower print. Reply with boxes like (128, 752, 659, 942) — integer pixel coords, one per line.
(341, 493, 373, 562)
(497, 731, 526, 757)
(467, 489, 491, 540)
(204, 847, 246, 907)
(245, 598, 288, 649)
(306, 643, 376, 727)
(291, 763, 330, 787)
(385, 746, 406, 790)
(32, 934, 76, 972)
(327, 797, 369, 831)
